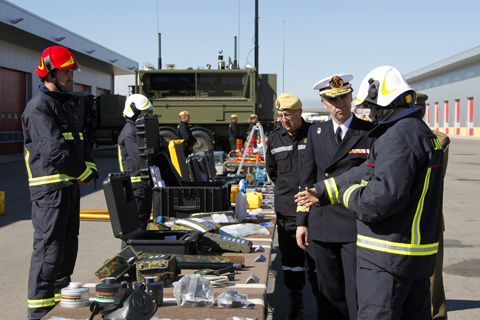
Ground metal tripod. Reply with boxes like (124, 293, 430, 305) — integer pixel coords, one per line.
(236, 122, 271, 183)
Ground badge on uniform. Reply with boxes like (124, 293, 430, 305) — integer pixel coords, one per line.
(349, 149, 370, 154)
(316, 128, 321, 134)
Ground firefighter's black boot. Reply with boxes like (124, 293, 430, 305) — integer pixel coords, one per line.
(287, 290, 303, 320)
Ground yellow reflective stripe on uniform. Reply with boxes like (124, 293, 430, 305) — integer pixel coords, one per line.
(324, 178, 339, 205)
(412, 167, 432, 245)
(25, 147, 91, 186)
(29, 174, 76, 186)
(118, 145, 124, 171)
(86, 161, 97, 171)
(27, 297, 56, 308)
(361, 179, 369, 186)
(343, 184, 363, 209)
(131, 176, 141, 183)
(62, 132, 74, 140)
(79, 132, 84, 140)
(77, 166, 92, 181)
(24, 148, 33, 179)
(55, 293, 61, 302)
(357, 234, 438, 256)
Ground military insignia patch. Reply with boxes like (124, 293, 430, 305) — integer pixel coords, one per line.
(330, 76, 344, 89)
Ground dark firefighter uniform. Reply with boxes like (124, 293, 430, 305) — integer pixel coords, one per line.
(229, 119, 241, 152)
(298, 116, 375, 320)
(177, 120, 197, 156)
(265, 119, 318, 295)
(117, 118, 152, 228)
(22, 86, 97, 319)
(315, 108, 444, 318)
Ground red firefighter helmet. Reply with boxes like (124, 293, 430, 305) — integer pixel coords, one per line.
(36, 46, 79, 77)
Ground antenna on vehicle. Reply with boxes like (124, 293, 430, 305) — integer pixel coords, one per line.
(156, 0, 162, 69)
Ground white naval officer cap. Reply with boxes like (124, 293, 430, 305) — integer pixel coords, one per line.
(313, 74, 354, 98)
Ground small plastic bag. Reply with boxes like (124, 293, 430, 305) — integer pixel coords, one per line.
(217, 289, 249, 308)
(219, 223, 269, 238)
(173, 274, 214, 307)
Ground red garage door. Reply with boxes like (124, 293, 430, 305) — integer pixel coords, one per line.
(74, 83, 91, 93)
(96, 87, 110, 96)
(0, 67, 26, 154)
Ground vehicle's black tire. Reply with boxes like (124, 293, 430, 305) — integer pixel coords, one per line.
(192, 129, 214, 152)
(159, 129, 179, 146)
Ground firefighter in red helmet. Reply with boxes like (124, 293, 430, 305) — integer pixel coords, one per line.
(23, 46, 97, 320)
(35, 46, 80, 92)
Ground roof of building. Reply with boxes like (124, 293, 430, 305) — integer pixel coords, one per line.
(0, 0, 138, 75)
(405, 45, 480, 83)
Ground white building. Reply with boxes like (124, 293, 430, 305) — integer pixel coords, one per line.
(406, 46, 480, 137)
(0, 0, 138, 154)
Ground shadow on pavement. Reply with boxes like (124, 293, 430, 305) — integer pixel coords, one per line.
(447, 299, 480, 312)
(266, 243, 317, 319)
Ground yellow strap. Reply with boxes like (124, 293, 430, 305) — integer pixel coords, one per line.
(24, 148, 32, 179)
(29, 174, 76, 186)
(27, 297, 56, 308)
(357, 234, 438, 256)
(324, 178, 339, 205)
(411, 168, 432, 245)
(62, 132, 74, 140)
(77, 166, 92, 181)
(86, 161, 97, 171)
(343, 184, 363, 209)
(118, 145, 124, 171)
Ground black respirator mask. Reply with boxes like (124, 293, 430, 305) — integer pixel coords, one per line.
(89, 283, 156, 320)
(368, 104, 394, 124)
(364, 78, 394, 124)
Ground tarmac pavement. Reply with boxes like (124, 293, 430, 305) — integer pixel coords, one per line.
(0, 136, 479, 319)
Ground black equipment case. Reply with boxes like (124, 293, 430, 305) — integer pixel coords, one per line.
(136, 114, 162, 188)
(152, 181, 231, 220)
(103, 172, 203, 254)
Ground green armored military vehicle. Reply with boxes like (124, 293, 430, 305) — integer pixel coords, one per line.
(132, 66, 277, 152)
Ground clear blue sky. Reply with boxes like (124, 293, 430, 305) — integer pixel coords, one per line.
(10, 0, 480, 108)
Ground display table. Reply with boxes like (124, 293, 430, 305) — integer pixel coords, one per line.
(224, 160, 266, 176)
(47, 209, 276, 320)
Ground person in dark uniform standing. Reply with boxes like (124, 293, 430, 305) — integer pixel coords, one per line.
(229, 114, 241, 152)
(118, 94, 154, 229)
(296, 66, 444, 319)
(266, 93, 319, 320)
(295, 74, 375, 320)
(416, 93, 450, 320)
(22, 46, 98, 320)
(247, 113, 259, 141)
(177, 110, 197, 156)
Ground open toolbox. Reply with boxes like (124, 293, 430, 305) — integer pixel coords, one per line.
(103, 172, 203, 254)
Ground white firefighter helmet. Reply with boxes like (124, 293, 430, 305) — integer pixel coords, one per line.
(355, 66, 416, 108)
(123, 94, 153, 118)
